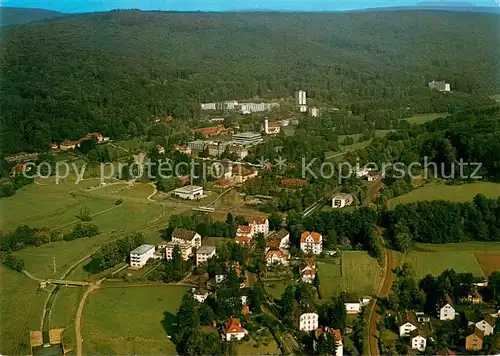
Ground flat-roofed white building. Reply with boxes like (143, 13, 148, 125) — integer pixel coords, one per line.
(299, 312, 319, 331)
(196, 245, 216, 266)
(332, 193, 354, 209)
(173, 185, 204, 200)
(201, 103, 217, 110)
(232, 132, 263, 147)
(129, 244, 156, 268)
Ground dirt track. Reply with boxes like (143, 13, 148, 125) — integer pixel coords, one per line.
(368, 249, 397, 356)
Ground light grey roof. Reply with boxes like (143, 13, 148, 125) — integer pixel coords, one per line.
(233, 132, 261, 139)
(174, 185, 203, 194)
(197, 245, 216, 254)
(130, 244, 155, 255)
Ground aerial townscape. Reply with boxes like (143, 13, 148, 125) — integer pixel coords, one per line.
(0, 2, 500, 356)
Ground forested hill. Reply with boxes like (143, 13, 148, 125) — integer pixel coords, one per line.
(1, 10, 499, 153)
(0, 7, 65, 26)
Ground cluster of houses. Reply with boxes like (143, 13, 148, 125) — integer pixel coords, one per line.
(200, 100, 280, 114)
(397, 295, 498, 352)
(53, 132, 110, 151)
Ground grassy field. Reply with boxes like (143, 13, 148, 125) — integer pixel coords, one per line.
(265, 281, 288, 299)
(236, 337, 280, 355)
(82, 285, 188, 354)
(388, 182, 500, 208)
(319, 252, 380, 299)
(0, 267, 47, 355)
(405, 112, 448, 125)
(403, 242, 500, 280)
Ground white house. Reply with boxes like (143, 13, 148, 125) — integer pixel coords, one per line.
(165, 241, 192, 261)
(171, 228, 202, 249)
(410, 329, 427, 352)
(192, 287, 210, 303)
(299, 312, 319, 332)
(344, 301, 362, 315)
(439, 296, 455, 321)
(313, 327, 343, 356)
(263, 119, 281, 135)
(249, 217, 269, 235)
(331, 193, 353, 209)
(309, 107, 320, 118)
(266, 229, 290, 250)
(399, 312, 419, 337)
(196, 245, 216, 266)
(265, 249, 289, 266)
(129, 244, 156, 268)
(224, 317, 248, 341)
(173, 185, 204, 200)
(475, 314, 496, 336)
(300, 231, 323, 255)
(301, 258, 316, 283)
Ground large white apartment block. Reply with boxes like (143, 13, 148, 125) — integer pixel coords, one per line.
(196, 245, 216, 266)
(299, 312, 319, 332)
(129, 244, 156, 268)
(300, 231, 323, 254)
(249, 217, 269, 235)
(201, 103, 217, 110)
(296, 90, 307, 105)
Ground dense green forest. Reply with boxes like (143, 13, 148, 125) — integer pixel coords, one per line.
(1, 9, 499, 153)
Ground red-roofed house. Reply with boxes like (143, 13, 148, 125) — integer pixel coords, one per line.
(249, 217, 269, 235)
(300, 231, 323, 255)
(235, 225, 254, 245)
(223, 317, 248, 341)
(265, 249, 289, 266)
(300, 258, 316, 283)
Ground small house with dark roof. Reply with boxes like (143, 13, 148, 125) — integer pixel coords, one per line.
(399, 311, 419, 336)
(439, 295, 455, 321)
(171, 228, 201, 249)
(466, 327, 484, 351)
(475, 314, 496, 336)
(410, 329, 427, 351)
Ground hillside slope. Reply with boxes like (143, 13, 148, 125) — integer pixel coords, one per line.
(1, 10, 499, 153)
(0, 7, 65, 26)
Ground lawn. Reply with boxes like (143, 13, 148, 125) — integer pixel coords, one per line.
(0, 267, 46, 355)
(388, 182, 500, 208)
(265, 281, 288, 299)
(49, 286, 82, 349)
(13, 233, 119, 279)
(405, 112, 448, 125)
(82, 285, 188, 354)
(319, 252, 380, 299)
(236, 337, 280, 355)
(403, 242, 500, 280)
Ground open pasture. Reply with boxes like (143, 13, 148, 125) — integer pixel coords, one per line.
(82, 285, 188, 355)
(405, 112, 448, 125)
(404, 242, 500, 279)
(388, 182, 500, 208)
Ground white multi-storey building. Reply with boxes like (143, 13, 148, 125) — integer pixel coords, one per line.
(249, 217, 269, 235)
(201, 103, 217, 110)
(196, 245, 216, 266)
(296, 90, 307, 105)
(129, 244, 156, 268)
(300, 231, 323, 254)
(299, 312, 319, 332)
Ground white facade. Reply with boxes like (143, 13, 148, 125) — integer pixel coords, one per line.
(411, 335, 427, 351)
(226, 330, 247, 341)
(399, 322, 418, 337)
(439, 303, 455, 321)
(475, 319, 495, 336)
(173, 185, 204, 200)
(296, 90, 307, 105)
(299, 312, 319, 332)
(300, 232, 323, 255)
(249, 218, 269, 235)
(201, 103, 217, 110)
(172, 231, 202, 249)
(310, 107, 319, 117)
(129, 244, 156, 268)
(263, 119, 281, 135)
(344, 302, 362, 314)
(216, 274, 226, 284)
(299, 105, 308, 113)
(165, 242, 192, 261)
(193, 289, 209, 303)
(196, 245, 216, 266)
(266, 249, 289, 266)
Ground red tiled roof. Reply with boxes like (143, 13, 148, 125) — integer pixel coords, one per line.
(237, 225, 252, 234)
(281, 178, 307, 187)
(300, 231, 322, 243)
(301, 257, 316, 270)
(192, 125, 225, 136)
(266, 249, 288, 260)
(249, 217, 267, 225)
(224, 317, 246, 334)
(235, 235, 251, 244)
